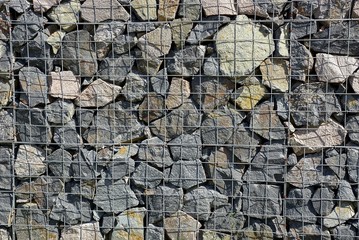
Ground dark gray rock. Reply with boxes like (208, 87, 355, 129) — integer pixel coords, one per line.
(203, 56, 219, 77)
(66, 180, 96, 200)
(46, 99, 75, 124)
(19, 67, 48, 107)
(53, 120, 82, 149)
(127, 22, 159, 33)
(286, 188, 317, 223)
(98, 54, 134, 85)
(105, 157, 135, 180)
(206, 165, 243, 196)
(75, 108, 94, 130)
(0, 192, 11, 225)
(0, 110, 15, 143)
(71, 148, 98, 181)
(123, 72, 147, 102)
(311, 187, 335, 216)
(138, 93, 165, 123)
(226, 123, 260, 163)
(204, 207, 245, 233)
(58, 30, 97, 77)
(0, 147, 12, 190)
(94, 22, 126, 59)
(47, 148, 72, 182)
(169, 133, 202, 161)
(336, 180, 355, 202)
(238, 223, 273, 239)
(187, 16, 230, 44)
(182, 186, 228, 221)
(331, 224, 357, 240)
(168, 159, 206, 190)
(346, 115, 359, 144)
(168, 45, 206, 76)
(8, 0, 30, 13)
(50, 192, 92, 224)
(101, 215, 116, 235)
(113, 34, 138, 55)
(150, 68, 169, 96)
(290, 82, 341, 127)
(131, 162, 163, 189)
(150, 100, 201, 141)
(84, 101, 145, 146)
(147, 185, 183, 223)
(16, 104, 52, 144)
(288, 222, 331, 240)
(325, 153, 346, 179)
(275, 94, 289, 120)
(290, 40, 314, 81)
(138, 137, 173, 168)
(146, 224, 164, 240)
(94, 178, 138, 214)
(291, 14, 317, 39)
(347, 147, 359, 182)
(242, 183, 282, 219)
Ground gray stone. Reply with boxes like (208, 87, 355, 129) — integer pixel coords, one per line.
(242, 183, 282, 219)
(0, 110, 15, 142)
(291, 14, 317, 39)
(33, 0, 60, 12)
(168, 159, 206, 190)
(98, 54, 134, 85)
(168, 45, 206, 76)
(166, 77, 191, 109)
(347, 115, 359, 144)
(290, 82, 341, 127)
(105, 157, 135, 180)
(75, 108, 94, 130)
(290, 40, 314, 81)
(164, 211, 202, 240)
(311, 187, 335, 216)
(9, 0, 30, 13)
(127, 22, 159, 33)
(50, 192, 92, 225)
(325, 153, 346, 179)
(71, 148, 98, 181)
(47, 148, 72, 182)
(66, 180, 96, 200)
(187, 16, 230, 44)
(150, 100, 201, 141)
(150, 68, 169, 96)
(112, 208, 145, 240)
(250, 101, 286, 140)
(313, 0, 352, 26)
(101, 215, 115, 234)
(202, 0, 237, 16)
(47, 0, 80, 32)
(178, 0, 201, 20)
(61, 222, 104, 240)
(46, 100, 75, 124)
(53, 120, 82, 149)
(19, 67, 48, 107)
(16, 104, 52, 144)
(58, 30, 97, 77)
(238, 223, 273, 240)
(203, 56, 219, 77)
(200, 230, 231, 240)
(206, 165, 243, 196)
(0, 192, 11, 226)
(169, 133, 202, 161)
(131, 0, 157, 20)
(323, 202, 355, 228)
(138, 137, 173, 168)
(84, 101, 145, 146)
(0, 229, 10, 240)
(123, 73, 147, 102)
(202, 146, 234, 169)
(347, 147, 359, 182)
(0, 147, 12, 190)
(336, 180, 355, 202)
(146, 224, 164, 240)
(205, 207, 245, 233)
(349, 72, 359, 93)
(331, 224, 357, 240)
(15, 145, 46, 179)
(0, 79, 11, 107)
(15, 203, 57, 240)
(288, 153, 298, 166)
(131, 162, 163, 189)
(113, 34, 138, 55)
(191, 76, 235, 112)
(147, 186, 183, 223)
(182, 186, 228, 221)
(138, 93, 165, 123)
(81, 0, 129, 22)
(226, 123, 260, 163)
(274, 23, 289, 57)
(94, 22, 126, 59)
(171, 18, 193, 49)
(288, 222, 331, 240)
(286, 188, 317, 223)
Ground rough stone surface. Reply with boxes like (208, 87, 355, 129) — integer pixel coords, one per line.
(49, 71, 80, 99)
(164, 211, 201, 240)
(98, 54, 134, 85)
(158, 0, 180, 21)
(123, 73, 147, 102)
(202, 0, 237, 16)
(178, 0, 201, 20)
(33, 0, 60, 12)
(168, 159, 206, 189)
(131, 162, 164, 189)
(53, 120, 83, 149)
(312, 187, 335, 216)
(288, 222, 331, 240)
(47, 148, 72, 182)
(81, 0, 130, 22)
(19, 67, 48, 107)
(260, 58, 289, 92)
(216, 15, 274, 78)
(205, 207, 245, 233)
(15, 145, 46, 179)
(286, 188, 317, 223)
(139, 93, 165, 123)
(61, 222, 103, 240)
(0, 147, 12, 190)
(325, 153, 347, 179)
(168, 45, 206, 76)
(9, 0, 30, 13)
(291, 14, 317, 39)
(291, 40, 314, 81)
(238, 223, 273, 240)
(150, 68, 169, 96)
(112, 207, 146, 240)
(146, 224, 164, 240)
(94, 22, 126, 59)
(323, 203, 355, 228)
(166, 78, 191, 109)
(131, 0, 157, 21)
(46, 30, 65, 54)
(336, 180, 355, 202)
(47, 0, 80, 32)
(138, 137, 173, 168)
(171, 18, 193, 49)
(0, 110, 15, 142)
(233, 83, 267, 110)
(46, 100, 75, 124)
(113, 34, 138, 55)
(169, 133, 202, 161)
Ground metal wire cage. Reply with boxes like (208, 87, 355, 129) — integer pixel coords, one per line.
(0, 0, 358, 239)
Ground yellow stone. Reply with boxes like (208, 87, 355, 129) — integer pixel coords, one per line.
(260, 58, 289, 92)
(158, 0, 180, 21)
(234, 84, 267, 110)
(46, 30, 66, 54)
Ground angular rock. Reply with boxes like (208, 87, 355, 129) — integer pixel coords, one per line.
(290, 40, 314, 81)
(325, 153, 346, 179)
(0, 43, 12, 80)
(187, 16, 230, 44)
(0, 110, 15, 142)
(122, 73, 147, 102)
(347, 147, 359, 182)
(290, 119, 347, 155)
(171, 18, 193, 49)
(19, 67, 48, 107)
(169, 133, 201, 161)
(237, 0, 269, 18)
(260, 58, 289, 92)
(98, 54, 134, 85)
(350, 71, 359, 94)
(205, 207, 245, 233)
(342, 94, 359, 112)
(202, 0, 237, 16)
(291, 14, 317, 39)
(138, 93, 165, 123)
(76, 108, 94, 130)
(127, 22, 159, 33)
(58, 30, 97, 76)
(47, 148, 72, 182)
(146, 224, 164, 240)
(61, 222, 103, 240)
(0, 79, 11, 108)
(47, 0, 80, 32)
(0, 192, 11, 226)
(168, 159, 206, 189)
(238, 223, 273, 240)
(323, 203, 355, 228)
(233, 83, 267, 110)
(275, 23, 289, 57)
(345, 115, 359, 144)
(81, 0, 130, 22)
(206, 164, 243, 196)
(131, 162, 163, 189)
(94, 22, 126, 59)
(150, 100, 201, 141)
(331, 224, 357, 240)
(131, 0, 157, 20)
(53, 120, 83, 149)
(9, 0, 30, 13)
(336, 180, 355, 202)
(315, 53, 359, 83)
(0, 229, 11, 240)
(49, 70, 80, 99)
(50, 192, 92, 224)
(138, 137, 173, 168)
(168, 45, 206, 76)
(200, 230, 231, 240)
(286, 187, 317, 223)
(202, 146, 234, 169)
(15, 145, 46, 179)
(113, 34, 138, 55)
(46, 100, 75, 124)
(166, 78, 191, 109)
(74, 79, 121, 107)
(150, 68, 169, 96)
(288, 222, 331, 240)
(242, 183, 282, 218)
(112, 207, 146, 240)
(203, 56, 219, 77)
(216, 15, 274, 78)
(0, 147, 12, 190)
(164, 211, 201, 240)
(312, 187, 335, 216)
(313, 0, 351, 26)
(250, 101, 286, 140)
(158, 0, 180, 20)
(178, 0, 201, 20)
(33, 0, 60, 13)
(71, 148, 99, 181)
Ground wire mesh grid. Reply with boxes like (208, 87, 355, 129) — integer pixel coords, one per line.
(0, 0, 359, 239)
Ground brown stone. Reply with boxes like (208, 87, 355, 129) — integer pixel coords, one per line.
(171, 18, 193, 49)
(166, 78, 191, 109)
(49, 71, 81, 99)
(139, 93, 165, 123)
(158, 0, 180, 21)
(81, 0, 130, 22)
(164, 211, 202, 240)
(260, 58, 289, 92)
(202, 0, 237, 16)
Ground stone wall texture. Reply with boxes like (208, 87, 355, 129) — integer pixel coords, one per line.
(0, 0, 359, 239)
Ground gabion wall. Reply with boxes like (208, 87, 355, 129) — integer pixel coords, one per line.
(0, 0, 359, 239)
